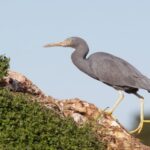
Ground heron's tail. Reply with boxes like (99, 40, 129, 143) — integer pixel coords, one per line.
(139, 76, 150, 92)
(146, 79, 150, 93)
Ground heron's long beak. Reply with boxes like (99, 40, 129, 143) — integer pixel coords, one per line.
(44, 41, 67, 48)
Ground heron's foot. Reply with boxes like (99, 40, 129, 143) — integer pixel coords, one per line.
(130, 121, 143, 134)
(102, 108, 118, 120)
(130, 120, 150, 134)
(105, 110, 113, 115)
(97, 108, 113, 119)
(102, 107, 113, 115)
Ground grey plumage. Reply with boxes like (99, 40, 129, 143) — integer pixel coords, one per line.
(69, 37, 150, 94)
(44, 36, 150, 134)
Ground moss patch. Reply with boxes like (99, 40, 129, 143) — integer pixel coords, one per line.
(0, 55, 10, 80)
(0, 89, 106, 150)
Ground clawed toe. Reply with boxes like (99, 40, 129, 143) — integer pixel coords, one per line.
(130, 122, 143, 134)
(130, 119, 150, 134)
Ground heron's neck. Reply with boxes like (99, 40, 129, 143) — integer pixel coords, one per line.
(71, 45, 90, 74)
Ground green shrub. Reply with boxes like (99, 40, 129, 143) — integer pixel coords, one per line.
(0, 89, 106, 150)
(0, 55, 10, 80)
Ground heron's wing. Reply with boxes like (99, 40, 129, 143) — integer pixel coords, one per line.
(88, 52, 150, 90)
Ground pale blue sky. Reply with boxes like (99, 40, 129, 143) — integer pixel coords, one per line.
(0, 0, 150, 130)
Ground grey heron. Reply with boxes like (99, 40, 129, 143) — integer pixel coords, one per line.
(44, 37, 150, 134)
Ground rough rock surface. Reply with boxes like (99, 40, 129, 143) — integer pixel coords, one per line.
(1, 70, 150, 150)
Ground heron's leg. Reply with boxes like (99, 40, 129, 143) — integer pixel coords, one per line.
(107, 90, 124, 114)
(130, 93, 150, 134)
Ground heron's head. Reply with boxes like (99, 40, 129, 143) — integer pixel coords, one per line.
(44, 37, 87, 49)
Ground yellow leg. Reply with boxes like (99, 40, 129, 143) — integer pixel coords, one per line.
(130, 95, 150, 134)
(107, 90, 124, 114)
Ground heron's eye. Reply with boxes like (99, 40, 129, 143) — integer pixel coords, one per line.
(65, 39, 73, 46)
